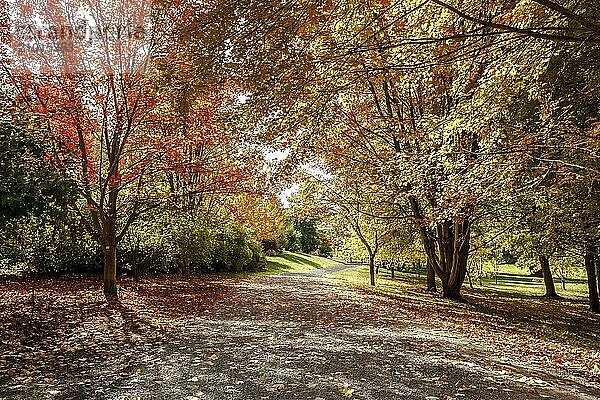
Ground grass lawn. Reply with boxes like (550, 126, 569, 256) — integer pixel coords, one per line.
(484, 263, 589, 298)
(264, 251, 340, 274)
(481, 274, 589, 298)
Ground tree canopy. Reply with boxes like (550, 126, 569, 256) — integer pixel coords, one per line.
(1, 0, 599, 309)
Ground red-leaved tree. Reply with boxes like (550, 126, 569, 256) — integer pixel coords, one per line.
(2, 0, 262, 299)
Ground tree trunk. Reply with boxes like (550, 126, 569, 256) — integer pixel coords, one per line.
(103, 244, 117, 299)
(391, 264, 395, 279)
(102, 217, 118, 300)
(596, 251, 600, 302)
(368, 253, 375, 286)
(585, 245, 599, 313)
(409, 197, 470, 300)
(467, 266, 474, 289)
(427, 262, 436, 292)
(179, 259, 191, 275)
(422, 228, 469, 300)
(441, 279, 463, 301)
(539, 254, 558, 298)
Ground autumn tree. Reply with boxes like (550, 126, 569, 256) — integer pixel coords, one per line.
(331, 185, 389, 287)
(3, 0, 174, 298)
(3, 0, 265, 299)
(489, 18, 600, 309)
(228, 194, 287, 250)
(233, 0, 600, 303)
(291, 171, 395, 286)
(540, 43, 600, 312)
(235, 1, 515, 300)
(429, 0, 600, 44)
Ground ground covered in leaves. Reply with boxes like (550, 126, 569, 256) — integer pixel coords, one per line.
(1, 266, 599, 400)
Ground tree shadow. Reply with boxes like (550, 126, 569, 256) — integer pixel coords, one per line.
(120, 275, 237, 320)
(354, 272, 600, 349)
(103, 298, 148, 336)
(278, 252, 321, 268)
(267, 260, 297, 272)
(463, 286, 600, 347)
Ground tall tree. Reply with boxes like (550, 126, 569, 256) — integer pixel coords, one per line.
(3, 0, 262, 299)
(237, 1, 514, 300)
(293, 172, 394, 286)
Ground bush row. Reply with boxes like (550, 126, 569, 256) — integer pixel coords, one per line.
(0, 210, 266, 277)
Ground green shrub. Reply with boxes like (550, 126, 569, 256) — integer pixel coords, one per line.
(318, 240, 333, 258)
(1, 207, 267, 277)
(0, 214, 100, 276)
(121, 210, 266, 275)
(172, 215, 216, 273)
(212, 223, 265, 272)
(261, 237, 283, 256)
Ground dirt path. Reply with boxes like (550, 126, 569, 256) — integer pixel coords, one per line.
(2, 268, 599, 400)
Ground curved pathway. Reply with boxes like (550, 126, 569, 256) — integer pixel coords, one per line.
(110, 267, 599, 400)
(3, 266, 598, 400)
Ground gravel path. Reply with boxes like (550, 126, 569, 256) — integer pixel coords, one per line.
(3, 266, 599, 400)
(109, 268, 599, 400)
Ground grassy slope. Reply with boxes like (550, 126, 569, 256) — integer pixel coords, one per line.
(264, 251, 340, 274)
